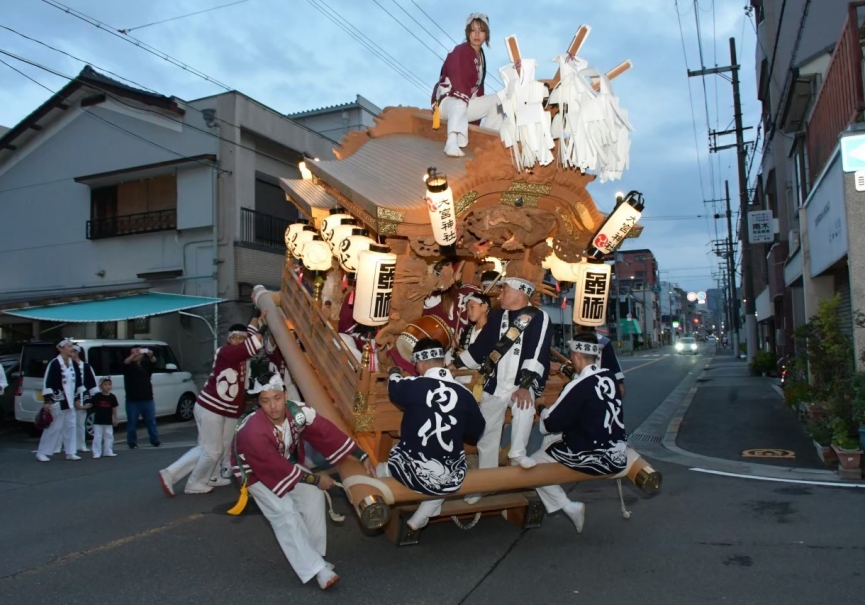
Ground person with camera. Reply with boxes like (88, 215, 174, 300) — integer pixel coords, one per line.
(123, 346, 160, 449)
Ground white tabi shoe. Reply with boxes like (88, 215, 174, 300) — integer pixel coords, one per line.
(563, 501, 586, 534)
(208, 477, 231, 487)
(104, 452, 117, 457)
(511, 456, 537, 470)
(36, 454, 50, 462)
(444, 133, 465, 157)
(158, 469, 175, 497)
(66, 454, 81, 461)
(53, 448, 62, 454)
(93, 455, 101, 460)
(184, 483, 213, 495)
(316, 567, 339, 590)
(79, 448, 90, 453)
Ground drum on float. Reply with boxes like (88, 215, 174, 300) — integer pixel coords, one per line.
(395, 315, 454, 361)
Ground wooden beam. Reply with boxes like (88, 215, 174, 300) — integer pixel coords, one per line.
(29, 124, 43, 131)
(505, 35, 522, 74)
(590, 59, 633, 91)
(548, 25, 591, 90)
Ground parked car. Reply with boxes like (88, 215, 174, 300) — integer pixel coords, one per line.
(0, 354, 21, 422)
(15, 340, 198, 435)
(675, 336, 699, 355)
(707, 335, 717, 343)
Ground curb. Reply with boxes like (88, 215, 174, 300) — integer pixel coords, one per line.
(631, 353, 865, 484)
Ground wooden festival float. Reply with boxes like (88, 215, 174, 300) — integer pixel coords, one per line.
(254, 26, 662, 544)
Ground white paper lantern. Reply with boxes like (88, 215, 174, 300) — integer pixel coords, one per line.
(354, 244, 397, 326)
(586, 191, 645, 260)
(287, 224, 315, 258)
(328, 218, 358, 256)
(302, 235, 333, 272)
(320, 209, 353, 248)
(298, 161, 313, 180)
(424, 171, 457, 249)
(573, 261, 612, 327)
(338, 229, 375, 277)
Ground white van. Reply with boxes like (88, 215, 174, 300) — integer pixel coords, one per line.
(15, 340, 198, 434)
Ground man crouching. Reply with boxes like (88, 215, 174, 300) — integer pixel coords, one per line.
(530, 332, 627, 533)
(231, 372, 374, 590)
(381, 338, 486, 531)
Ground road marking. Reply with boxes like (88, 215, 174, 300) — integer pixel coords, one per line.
(690, 468, 865, 488)
(7, 513, 205, 578)
(742, 449, 796, 459)
(624, 357, 666, 374)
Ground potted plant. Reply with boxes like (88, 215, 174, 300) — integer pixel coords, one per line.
(807, 417, 837, 467)
(829, 417, 862, 472)
(853, 372, 865, 451)
(748, 351, 777, 377)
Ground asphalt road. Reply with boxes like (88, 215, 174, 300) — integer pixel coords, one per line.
(2, 344, 864, 604)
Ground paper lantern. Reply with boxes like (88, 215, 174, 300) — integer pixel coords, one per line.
(353, 244, 397, 326)
(586, 191, 644, 260)
(424, 170, 457, 251)
(573, 261, 612, 327)
(286, 224, 315, 258)
(328, 218, 358, 255)
(302, 234, 333, 272)
(338, 228, 375, 278)
(320, 209, 353, 248)
(298, 161, 313, 180)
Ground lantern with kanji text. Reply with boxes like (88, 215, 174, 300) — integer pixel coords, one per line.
(424, 168, 458, 256)
(573, 260, 612, 327)
(353, 244, 397, 326)
(585, 191, 644, 260)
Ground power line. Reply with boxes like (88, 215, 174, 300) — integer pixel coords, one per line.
(0, 49, 307, 173)
(674, 0, 708, 206)
(391, 0, 449, 52)
(304, 0, 430, 94)
(411, 0, 457, 45)
(0, 55, 229, 176)
(37, 0, 346, 140)
(372, 0, 444, 60)
(117, 0, 248, 34)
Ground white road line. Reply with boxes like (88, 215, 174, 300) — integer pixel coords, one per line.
(690, 468, 865, 488)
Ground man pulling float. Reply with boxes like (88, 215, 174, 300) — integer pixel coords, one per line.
(230, 371, 375, 590)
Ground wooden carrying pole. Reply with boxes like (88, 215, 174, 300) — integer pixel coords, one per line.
(252, 286, 391, 529)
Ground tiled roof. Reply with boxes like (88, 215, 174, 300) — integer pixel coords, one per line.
(279, 178, 339, 216)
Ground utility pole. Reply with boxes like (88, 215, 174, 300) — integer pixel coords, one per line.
(724, 180, 740, 356)
(688, 37, 756, 362)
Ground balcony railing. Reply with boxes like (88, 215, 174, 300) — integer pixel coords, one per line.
(87, 209, 177, 240)
(806, 2, 865, 182)
(239, 207, 291, 251)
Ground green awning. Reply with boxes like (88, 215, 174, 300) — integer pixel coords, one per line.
(3, 293, 223, 323)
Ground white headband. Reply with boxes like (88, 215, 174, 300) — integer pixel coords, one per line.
(502, 277, 535, 296)
(228, 329, 248, 338)
(412, 347, 445, 363)
(466, 12, 489, 26)
(249, 373, 285, 394)
(569, 340, 601, 356)
(465, 293, 487, 306)
(57, 338, 72, 348)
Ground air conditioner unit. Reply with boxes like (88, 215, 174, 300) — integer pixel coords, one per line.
(788, 229, 800, 254)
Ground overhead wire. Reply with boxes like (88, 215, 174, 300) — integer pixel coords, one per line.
(117, 0, 248, 34)
(0, 55, 230, 176)
(0, 48, 310, 173)
(304, 0, 430, 94)
(36, 0, 356, 139)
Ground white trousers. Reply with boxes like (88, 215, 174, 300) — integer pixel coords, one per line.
(166, 404, 237, 489)
(92, 425, 114, 457)
(75, 409, 88, 450)
(37, 405, 76, 457)
(476, 391, 536, 469)
(439, 95, 504, 146)
(376, 462, 444, 530)
(530, 448, 576, 513)
(249, 481, 327, 584)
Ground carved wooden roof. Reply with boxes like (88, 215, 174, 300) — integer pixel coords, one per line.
(284, 106, 640, 260)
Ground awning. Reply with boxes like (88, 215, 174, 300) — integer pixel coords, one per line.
(619, 319, 642, 335)
(3, 292, 223, 323)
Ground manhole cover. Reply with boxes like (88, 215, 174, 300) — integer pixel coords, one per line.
(741, 449, 795, 459)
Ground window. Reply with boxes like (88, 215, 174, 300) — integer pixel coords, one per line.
(88, 175, 177, 239)
(635, 270, 646, 279)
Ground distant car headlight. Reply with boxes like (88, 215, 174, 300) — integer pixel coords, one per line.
(675, 343, 684, 351)
(691, 344, 698, 350)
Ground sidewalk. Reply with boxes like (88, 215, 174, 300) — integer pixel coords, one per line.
(675, 349, 824, 470)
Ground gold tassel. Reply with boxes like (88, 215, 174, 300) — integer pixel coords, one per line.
(472, 381, 483, 402)
(227, 479, 249, 515)
(432, 102, 441, 130)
